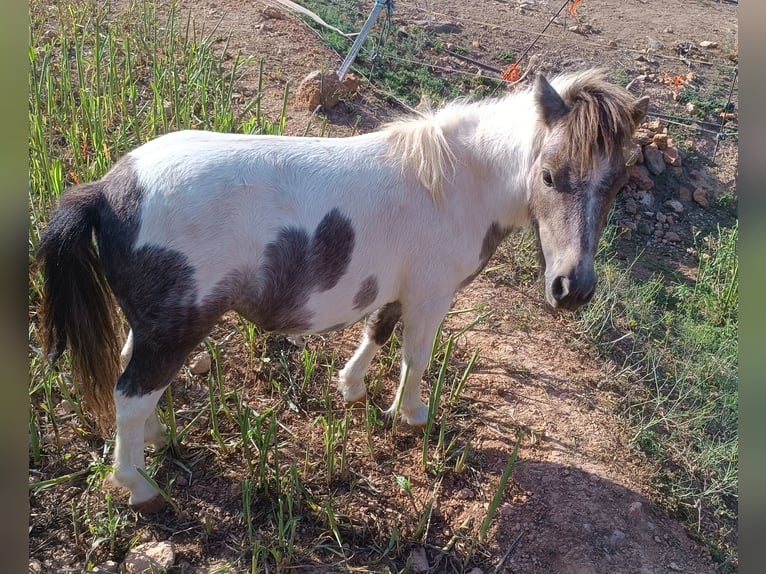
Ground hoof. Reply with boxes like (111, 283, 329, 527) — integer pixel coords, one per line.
(339, 383, 366, 405)
(130, 495, 167, 514)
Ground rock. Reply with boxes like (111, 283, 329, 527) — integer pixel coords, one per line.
(609, 529, 626, 547)
(653, 229, 665, 238)
(645, 119, 662, 132)
(652, 133, 668, 150)
(628, 164, 654, 190)
(262, 6, 284, 19)
(685, 102, 697, 114)
(637, 189, 654, 208)
(95, 560, 119, 573)
(643, 144, 666, 176)
(655, 212, 666, 223)
(699, 40, 718, 49)
(295, 70, 360, 111)
(664, 199, 684, 213)
(668, 562, 683, 572)
(122, 541, 176, 574)
(678, 186, 692, 201)
(189, 351, 211, 375)
(665, 231, 681, 242)
(29, 559, 42, 574)
(410, 546, 430, 573)
(466, 569, 484, 574)
(414, 20, 463, 34)
(624, 198, 638, 215)
(693, 187, 709, 208)
(638, 221, 653, 235)
(663, 146, 682, 167)
(646, 36, 664, 51)
(633, 128, 655, 146)
(459, 488, 474, 499)
(663, 27, 673, 34)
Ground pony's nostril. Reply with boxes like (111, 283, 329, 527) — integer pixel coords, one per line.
(551, 275, 570, 302)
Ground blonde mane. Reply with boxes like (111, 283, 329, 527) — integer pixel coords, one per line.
(383, 109, 458, 202)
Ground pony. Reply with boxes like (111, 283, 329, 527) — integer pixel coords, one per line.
(37, 70, 648, 510)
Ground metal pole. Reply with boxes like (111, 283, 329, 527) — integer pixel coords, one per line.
(337, 0, 391, 81)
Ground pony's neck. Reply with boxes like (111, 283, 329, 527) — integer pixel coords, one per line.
(439, 93, 541, 225)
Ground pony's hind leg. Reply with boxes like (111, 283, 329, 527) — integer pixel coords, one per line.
(109, 385, 167, 511)
(110, 324, 213, 510)
(338, 302, 402, 403)
(119, 329, 166, 448)
(386, 297, 452, 427)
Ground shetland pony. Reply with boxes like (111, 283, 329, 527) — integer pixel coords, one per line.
(38, 70, 648, 509)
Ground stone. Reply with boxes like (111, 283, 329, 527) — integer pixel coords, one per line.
(189, 351, 212, 375)
(637, 189, 654, 208)
(685, 102, 697, 114)
(643, 144, 666, 176)
(699, 40, 718, 49)
(122, 541, 176, 574)
(652, 133, 668, 150)
(624, 198, 638, 215)
(466, 569, 484, 574)
(638, 221, 653, 235)
(665, 232, 681, 242)
(645, 119, 662, 132)
(633, 128, 655, 146)
(459, 488, 474, 499)
(663, 146, 682, 166)
(628, 164, 654, 190)
(410, 546, 430, 573)
(610, 530, 626, 546)
(693, 187, 709, 208)
(29, 559, 42, 574)
(262, 6, 285, 19)
(655, 212, 666, 223)
(653, 229, 665, 238)
(414, 20, 463, 34)
(95, 561, 119, 573)
(665, 199, 684, 213)
(295, 70, 360, 112)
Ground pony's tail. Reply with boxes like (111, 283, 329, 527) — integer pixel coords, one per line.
(37, 182, 121, 433)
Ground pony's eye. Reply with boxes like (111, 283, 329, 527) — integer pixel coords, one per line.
(542, 169, 554, 187)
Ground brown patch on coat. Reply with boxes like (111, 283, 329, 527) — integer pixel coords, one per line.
(352, 275, 379, 311)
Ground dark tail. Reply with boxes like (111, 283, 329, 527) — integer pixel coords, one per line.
(37, 182, 121, 432)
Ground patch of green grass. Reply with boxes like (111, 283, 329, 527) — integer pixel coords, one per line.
(576, 222, 738, 564)
(297, 0, 500, 104)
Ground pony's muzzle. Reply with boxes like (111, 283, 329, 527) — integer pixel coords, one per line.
(547, 272, 596, 311)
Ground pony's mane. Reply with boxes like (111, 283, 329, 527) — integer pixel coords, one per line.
(382, 105, 459, 202)
(550, 69, 639, 175)
(383, 69, 639, 201)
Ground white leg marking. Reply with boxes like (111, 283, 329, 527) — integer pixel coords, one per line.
(120, 330, 134, 372)
(109, 387, 165, 506)
(338, 332, 380, 402)
(386, 301, 451, 427)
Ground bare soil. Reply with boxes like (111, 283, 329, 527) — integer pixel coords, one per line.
(29, 1, 738, 572)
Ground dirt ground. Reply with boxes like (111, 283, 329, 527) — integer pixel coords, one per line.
(29, 0, 738, 572)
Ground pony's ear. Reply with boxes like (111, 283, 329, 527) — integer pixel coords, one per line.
(535, 74, 569, 127)
(632, 96, 650, 126)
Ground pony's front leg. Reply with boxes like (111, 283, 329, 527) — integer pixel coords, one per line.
(108, 387, 166, 510)
(386, 298, 452, 427)
(338, 302, 402, 403)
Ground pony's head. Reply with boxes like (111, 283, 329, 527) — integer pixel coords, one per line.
(529, 71, 648, 310)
